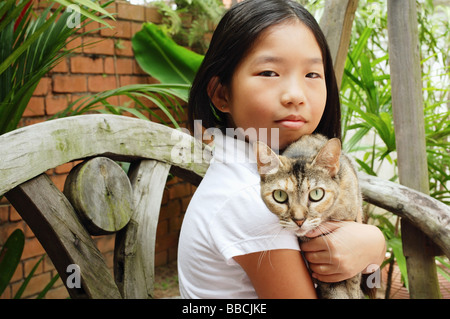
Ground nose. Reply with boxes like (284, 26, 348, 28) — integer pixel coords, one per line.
(281, 79, 305, 107)
(293, 218, 305, 227)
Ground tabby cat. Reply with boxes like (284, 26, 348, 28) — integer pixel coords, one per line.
(253, 134, 364, 299)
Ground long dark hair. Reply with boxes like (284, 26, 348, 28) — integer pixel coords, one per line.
(188, 0, 341, 140)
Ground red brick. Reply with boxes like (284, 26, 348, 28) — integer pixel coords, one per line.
(70, 56, 104, 74)
(168, 247, 178, 262)
(10, 262, 23, 284)
(66, 36, 83, 54)
(156, 219, 169, 237)
(119, 75, 148, 86)
(12, 272, 52, 298)
(169, 183, 192, 199)
(159, 200, 181, 221)
(34, 77, 51, 96)
(145, 6, 162, 23)
(53, 75, 87, 93)
(22, 238, 45, 260)
(48, 174, 67, 192)
(102, 1, 117, 15)
(0, 286, 12, 299)
(117, 2, 145, 21)
(114, 39, 133, 57)
(95, 234, 115, 253)
(105, 95, 120, 106)
(0, 205, 9, 224)
(88, 75, 117, 92)
(52, 58, 69, 73)
(43, 255, 55, 273)
(131, 21, 144, 37)
(133, 59, 147, 75)
(84, 20, 101, 35)
(104, 57, 133, 75)
(44, 282, 69, 299)
(45, 94, 69, 116)
(9, 206, 22, 222)
(0, 222, 25, 246)
(169, 215, 184, 233)
(23, 223, 35, 240)
(154, 250, 168, 267)
(24, 256, 44, 277)
(101, 19, 132, 39)
(155, 233, 179, 252)
(54, 163, 73, 174)
(23, 97, 45, 117)
(83, 37, 115, 55)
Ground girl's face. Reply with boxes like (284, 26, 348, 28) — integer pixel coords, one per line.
(218, 21, 327, 150)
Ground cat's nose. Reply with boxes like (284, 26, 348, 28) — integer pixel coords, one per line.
(294, 218, 305, 227)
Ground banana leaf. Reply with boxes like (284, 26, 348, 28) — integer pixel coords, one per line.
(0, 229, 25, 296)
(0, 0, 113, 135)
(132, 22, 204, 87)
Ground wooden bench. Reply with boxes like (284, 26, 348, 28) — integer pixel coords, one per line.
(1, 114, 449, 298)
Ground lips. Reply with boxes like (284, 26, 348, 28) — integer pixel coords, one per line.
(275, 115, 306, 129)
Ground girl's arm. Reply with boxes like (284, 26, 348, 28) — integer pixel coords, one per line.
(300, 222, 386, 282)
(234, 249, 317, 299)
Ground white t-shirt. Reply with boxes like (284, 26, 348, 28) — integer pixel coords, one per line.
(177, 134, 300, 298)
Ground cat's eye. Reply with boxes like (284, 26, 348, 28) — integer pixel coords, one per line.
(309, 188, 325, 202)
(273, 190, 288, 203)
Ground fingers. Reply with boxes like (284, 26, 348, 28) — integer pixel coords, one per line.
(301, 235, 355, 283)
(304, 221, 348, 238)
(311, 272, 348, 283)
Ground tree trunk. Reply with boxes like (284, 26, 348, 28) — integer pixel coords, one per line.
(387, 0, 441, 299)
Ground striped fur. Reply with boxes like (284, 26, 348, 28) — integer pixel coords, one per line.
(254, 134, 364, 299)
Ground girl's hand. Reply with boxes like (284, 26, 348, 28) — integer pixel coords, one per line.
(300, 221, 386, 283)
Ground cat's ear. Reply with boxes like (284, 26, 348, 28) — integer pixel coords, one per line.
(312, 138, 341, 177)
(253, 141, 282, 177)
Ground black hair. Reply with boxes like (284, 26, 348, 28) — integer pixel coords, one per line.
(188, 0, 341, 140)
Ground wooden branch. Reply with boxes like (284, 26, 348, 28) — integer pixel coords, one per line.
(387, 0, 441, 298)
(0, 114, 211, 197)
(359, 173, 450, 259)
(64, 157, 134, 235)
(319, 0, 359, 87)
(2, 114, 449, 298)
(5, 174, 121, 299)
(114, 160, 171, 298)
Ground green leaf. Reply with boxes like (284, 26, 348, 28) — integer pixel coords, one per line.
(0, 229, 25, 296)
(36, 273, 60, 299)
(54, 0, 114, 28)
(355, 158, 377, 176)
(388, 237, 409, 290)
(0, 5, 61, 76)
(132, 22, 204, 85)
(14, 255, 44, 299)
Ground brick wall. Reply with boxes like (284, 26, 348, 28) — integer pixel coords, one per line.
(0, 0, 196, 299)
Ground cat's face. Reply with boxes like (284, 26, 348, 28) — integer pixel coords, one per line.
(254, 139, 341, 237)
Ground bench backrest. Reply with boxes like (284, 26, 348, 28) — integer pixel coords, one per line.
(1, 114, 448, 298)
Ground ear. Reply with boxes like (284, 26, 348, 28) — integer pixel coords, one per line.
(253, 141, 282, 178)
(312, 138, 341, 177)
(207, 76, 230, 113)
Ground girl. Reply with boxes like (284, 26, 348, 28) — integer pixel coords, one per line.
(178, 0, 386, 298)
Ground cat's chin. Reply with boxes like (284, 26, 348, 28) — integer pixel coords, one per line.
(294, 229, 310, 237)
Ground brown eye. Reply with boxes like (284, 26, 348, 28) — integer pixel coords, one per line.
(309, 188, 324, 202)
(273, 190, 288, 203)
